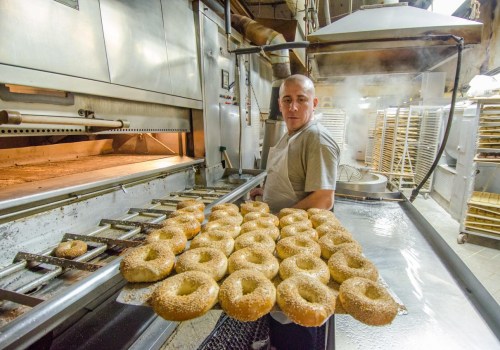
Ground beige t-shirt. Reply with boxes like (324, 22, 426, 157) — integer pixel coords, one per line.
(274, 120, 340, 202)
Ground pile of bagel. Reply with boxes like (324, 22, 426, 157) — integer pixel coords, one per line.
(119, 199, 399, 327)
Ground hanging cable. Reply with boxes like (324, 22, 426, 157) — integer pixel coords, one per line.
(410, 35, 464, 202)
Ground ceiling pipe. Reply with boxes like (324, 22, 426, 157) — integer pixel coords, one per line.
(323, 0, 331, 25)
(201, 0, 224, 14)
(225, 0, 231, 51)
(231, 14, 291, 121)
(0, 110, 130, 129)
(224, 11, 308, 169)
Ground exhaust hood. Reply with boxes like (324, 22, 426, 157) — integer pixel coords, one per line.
(307, 3, 483, 77)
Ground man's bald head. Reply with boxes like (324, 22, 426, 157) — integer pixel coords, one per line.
(278, 74, 318, 134)
(279, 74, 316, 98)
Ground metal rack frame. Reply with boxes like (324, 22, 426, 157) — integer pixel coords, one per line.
(459, 99, 500, 244)
(371, 106, 442, 194)
(316, 108, 347, 151)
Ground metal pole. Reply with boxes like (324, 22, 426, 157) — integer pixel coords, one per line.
(0, 110, 129, 128)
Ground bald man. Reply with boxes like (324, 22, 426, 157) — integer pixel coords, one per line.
(251, 74, 340, 212)
(251, 75, 340, 349)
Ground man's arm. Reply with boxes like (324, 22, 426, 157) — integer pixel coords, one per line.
(293, 189, 334, 210)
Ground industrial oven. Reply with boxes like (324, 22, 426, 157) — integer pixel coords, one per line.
(0, 1, 271, 348)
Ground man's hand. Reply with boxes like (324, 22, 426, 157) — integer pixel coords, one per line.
(294, 189, 334, 210)
(250, 187, 264, 200)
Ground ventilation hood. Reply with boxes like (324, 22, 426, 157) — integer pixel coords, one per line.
(307, 3, 483, 78)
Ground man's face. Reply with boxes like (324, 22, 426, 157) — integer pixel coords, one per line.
(278, 81, 318, 134)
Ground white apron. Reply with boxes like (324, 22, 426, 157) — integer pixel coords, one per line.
(264, 130, 306, 324)
(263, 130, 303, 214)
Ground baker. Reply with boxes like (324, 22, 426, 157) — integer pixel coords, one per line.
(250, 74, 340, 349)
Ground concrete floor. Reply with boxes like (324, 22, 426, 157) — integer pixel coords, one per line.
(161, 310, 222, 350)
(412, 195, 500, 304)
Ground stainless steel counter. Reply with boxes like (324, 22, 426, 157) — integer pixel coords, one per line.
(333, 198, 500, 349)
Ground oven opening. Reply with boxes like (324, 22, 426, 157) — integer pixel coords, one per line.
(0, 132, 190, 203)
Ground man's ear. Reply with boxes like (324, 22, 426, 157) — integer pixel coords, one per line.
(313, 97, 319, 109)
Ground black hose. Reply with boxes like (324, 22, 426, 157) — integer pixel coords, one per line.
(231, 41, 310, 55)
(262, 41, 310, 51)
(231, 46, 262, 55)
(410, 36, 464, 202)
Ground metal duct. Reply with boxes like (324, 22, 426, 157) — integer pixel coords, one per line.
(230, 14, 293, 169)
(231, 14, 291, 120)
(324, 0, 332, 25)
(307, 2, 483, 77)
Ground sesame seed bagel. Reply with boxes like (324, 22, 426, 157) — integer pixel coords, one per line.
(279, 213, 312, 229)
(208, 210, 243, 225)
(279, 253, 330, 284)
(316, 222, 351, 239)
(120, 243, 175, 283)
(339, 277, 398, 326)
(240, 219, 280, 240)
(219, 269, 276, 322)
(234, 231, 276, 253)
(280, 223, 318, 241)
(190, 230, 235, 256)
(55, 240, 88, 259)
(328, 250, 379, 284)
(228, 247, 279, 279)
(278, 208, 308, 219)
(163, 214, 201, 239)
(146, 226, 187, 255)
(276, 274, 336, 327)
(170, 207, 205, 223)
(318, 232, 362, 260)
(276, 236, 321, 260)
(211, 202, 240, 214)
(243, 212, 280, 227)
(240, 201, 270, 216)
(175, 247, 228, 281)
(310, 213, 342, 229)
(150, 271, 218, 321)
(202, 220, 242, 238)
(306, 208, 335, 218)
(176, 199, 205, 212)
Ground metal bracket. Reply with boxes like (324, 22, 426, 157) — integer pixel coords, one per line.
(168, 192, 221, 199)
(0, 288, 45, 307)
(166, 192, 202, 199)
(193, 185, 232, 192)
(100, 219, 163, 230)
(63, 233, 142, 248)
(15, 252, 102, 272)
(128, 208, 172, 216)
(151, 198, 180, 206)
